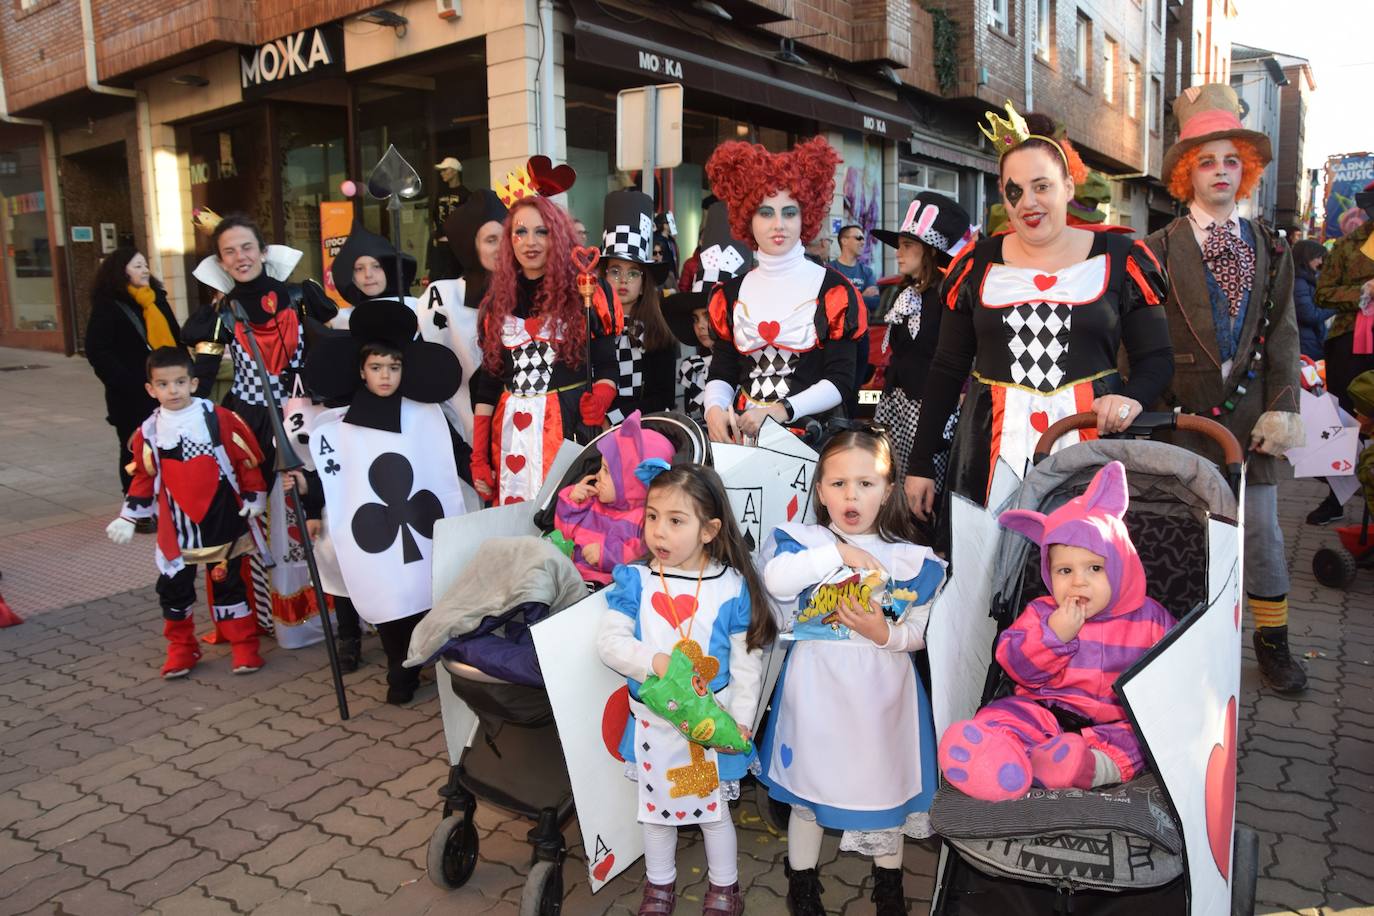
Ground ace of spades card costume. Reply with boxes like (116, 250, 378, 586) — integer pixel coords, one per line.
(663, 200, 753, 423)
(119, 398, 269, 677)
(185, 235, 337, 646)
(1145, 84, 1308, 693)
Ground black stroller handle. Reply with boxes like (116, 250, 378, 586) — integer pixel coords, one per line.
(1033, 411, 1245, 495)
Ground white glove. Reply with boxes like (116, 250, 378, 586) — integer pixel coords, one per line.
(238, 496, 265, 519)
(106, 517, 135, 545)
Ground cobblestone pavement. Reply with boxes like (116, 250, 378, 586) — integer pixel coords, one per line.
(1, 348, 1372, 914)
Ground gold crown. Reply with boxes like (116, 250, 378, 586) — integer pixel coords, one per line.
(493, 164, 535, 207)
(979, 100, 1033, 152)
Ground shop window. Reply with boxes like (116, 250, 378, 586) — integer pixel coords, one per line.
(1, 142, 57, 331)
(186, 111, 273, 296)
(278, 105, 348, 285)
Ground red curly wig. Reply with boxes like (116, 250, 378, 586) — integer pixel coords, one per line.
(705, 136, 840, 249)
(1166, 138, 1267, 202)
(479, 196, 587, 373)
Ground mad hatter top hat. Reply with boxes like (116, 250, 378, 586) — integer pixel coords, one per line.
(601, 189, 667, 282)
(870, 192, 974, 265)
(1162, 83, 1272, 184)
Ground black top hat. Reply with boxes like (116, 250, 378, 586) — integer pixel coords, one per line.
(602, 190, 668, 282)
(870, 192, 973, 265)
(444, 189, 508, 276)
(331, 222, 417, 306)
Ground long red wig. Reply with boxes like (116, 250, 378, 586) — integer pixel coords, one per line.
(705, 136, 840, 249)
(479, 196, 587, 373)
(1166, 138, 1267, 203)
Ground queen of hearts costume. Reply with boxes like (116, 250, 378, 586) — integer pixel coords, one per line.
(757, 523, 945, 853)
(702, 137, 867, 432)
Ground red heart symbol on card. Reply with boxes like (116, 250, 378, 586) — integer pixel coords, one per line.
(1205, 696, 1238, 880)
(652, 592, 698, 627)
(502, 495, 524, 505)
(1032, 274, 1057, 292)
(528, 155, 578, 196)
(601, 685, 630, 762)
(506, 454, 527, 474)
(786, 494, 799, 521)
(643, 761, 651, 771)
(1332, 459, 1352, 471)
(757, 320, 781, 344)
(571, 245, 600, 275)
(512, 411, 533, 431)
(1030, 411, 1050, 433)
(646, 803, 655, 812)
(260, 291, 278, 314)
(1233, 600, 1241, 631)
(675, 811, 686, 820)
(707, 802, 718, 811)
(592, 852, 616, 882)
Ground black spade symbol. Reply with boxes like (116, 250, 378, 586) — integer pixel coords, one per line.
(431, 311, 448, 330)
(351, 453, 442, 563)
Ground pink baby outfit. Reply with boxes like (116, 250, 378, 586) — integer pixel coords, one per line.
(938, 460, 1175, 800)
(554, 411, 675, 584)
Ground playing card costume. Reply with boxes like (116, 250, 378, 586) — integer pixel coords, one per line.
(1146, 84, 1308, 693)
(702, 137, 868, 430)
(418, 188, 509, 443)
(120, 399, 268, 676)
(600, 190, 675, 424)
(868, 192, 975, 481)
(303, 299, 467, 701)
(663, 200, 752, 423)
(472, 193, 625, 505)
(184, 234, 337, 645)
(757, 523, 945, 854)
(937, 461, 1175, 801)
(909, 106, 1173, 504)
(329, 220, 420, 328)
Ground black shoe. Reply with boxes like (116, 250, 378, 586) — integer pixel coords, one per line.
(870, 864, 907, 916)
(786, 864, 825, 915)
(1306, 493, 1345, 526)
(1254, 626, 1308, 694)
(336, 637, 361, 673)
(386, 683, 417, 705)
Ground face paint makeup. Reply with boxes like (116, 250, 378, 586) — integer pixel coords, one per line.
(1004, 179, 1024, 208)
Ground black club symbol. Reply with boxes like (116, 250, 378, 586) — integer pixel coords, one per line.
(323, 459, 341, 475)
(351, 452, 442, 563)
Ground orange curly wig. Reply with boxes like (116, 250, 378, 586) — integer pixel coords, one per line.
(1167, 138, 1266, 202)
(705, 136, 840, 249)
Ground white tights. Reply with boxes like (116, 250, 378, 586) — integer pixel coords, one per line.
(787, 810, 902, 870)
(642, 817, 739, 887)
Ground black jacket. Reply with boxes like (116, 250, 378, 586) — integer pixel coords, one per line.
(85, 285, 182, 431)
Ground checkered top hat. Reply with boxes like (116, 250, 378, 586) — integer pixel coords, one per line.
(601, 190, 666, 274)
(870, 192, 974, 265)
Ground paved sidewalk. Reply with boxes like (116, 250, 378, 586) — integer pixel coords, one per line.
(1, 345, 1372, 913)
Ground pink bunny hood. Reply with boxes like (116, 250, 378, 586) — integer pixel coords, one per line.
(998, 461, 1145, 619)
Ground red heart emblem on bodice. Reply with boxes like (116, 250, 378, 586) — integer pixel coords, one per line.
(651, 591, 698, 628)
(1030, 411, 1050, 433)
(234, 308, 299, 376)
(527, 155, 578, 196)
(757, 320, 781, 345)
(505, 454, 527, 474)
(160, 455, 219, 524)
(260, 291, 278, 314)
(523, 317, 543, 339)
(1032, 274, 1057, 292)
(1204, 696, 1238, 880)
(512, 411, 533, 431)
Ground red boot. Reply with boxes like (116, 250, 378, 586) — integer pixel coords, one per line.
(219, 615, 264, 674)
(161, 617, 202, 679)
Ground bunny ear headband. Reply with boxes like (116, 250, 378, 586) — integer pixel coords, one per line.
(998, 460, 1129, 546)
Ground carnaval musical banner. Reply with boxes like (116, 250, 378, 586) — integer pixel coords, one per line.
(1322, 153, 1374, 241)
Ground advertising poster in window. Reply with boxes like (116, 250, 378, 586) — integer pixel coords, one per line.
(320, 201, 353, 310)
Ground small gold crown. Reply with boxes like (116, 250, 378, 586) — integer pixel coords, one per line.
(979, 100, 1032, 153)
(493, 165, 535, 207)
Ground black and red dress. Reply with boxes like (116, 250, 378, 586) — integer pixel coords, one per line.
(703, 244, 866, 427)
(473, 274, 623, 503)
(909, 232, 1172, 502)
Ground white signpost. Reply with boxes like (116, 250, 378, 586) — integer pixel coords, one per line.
(616, 83, 684, 196)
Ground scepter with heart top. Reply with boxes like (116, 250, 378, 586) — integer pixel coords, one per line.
(571, 245, 601, 384)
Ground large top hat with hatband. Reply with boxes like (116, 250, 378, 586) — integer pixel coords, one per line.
(1161, 83, 1273, 185)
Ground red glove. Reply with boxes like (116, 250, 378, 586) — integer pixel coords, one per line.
(579, 383, 617, 427)
(471, 414, 495, 498)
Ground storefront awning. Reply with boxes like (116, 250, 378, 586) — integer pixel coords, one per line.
(570, 0, 913, 141)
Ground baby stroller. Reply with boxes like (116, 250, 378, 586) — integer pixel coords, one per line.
(926, 413, 1258, 915)
(423, 413, 711, 914)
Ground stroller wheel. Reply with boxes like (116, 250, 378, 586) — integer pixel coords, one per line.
(427, 814, 479, 889)
(520, 859, 564, 916)
(1231, 825, 1259, 915)
(1313, 547, 1358, 589)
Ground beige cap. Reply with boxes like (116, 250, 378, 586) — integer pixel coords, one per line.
(434, 157, 462, 172)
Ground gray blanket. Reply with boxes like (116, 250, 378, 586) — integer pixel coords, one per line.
(406, 536, 587, 666)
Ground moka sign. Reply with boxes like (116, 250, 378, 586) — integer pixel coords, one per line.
(240, 24, 344, 99)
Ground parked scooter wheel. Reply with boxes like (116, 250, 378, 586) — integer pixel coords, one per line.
(427, 814, 479, 889)
(1313, 547, 1358, 589)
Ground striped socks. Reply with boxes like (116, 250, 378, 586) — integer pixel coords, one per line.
(1249, 594, 1289, 630)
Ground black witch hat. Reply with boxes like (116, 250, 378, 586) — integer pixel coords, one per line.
(601, 189, 668, 283)
(664, 200, 752, 346)
(303, 299, 460, 431)
(331, 221, 418, 306)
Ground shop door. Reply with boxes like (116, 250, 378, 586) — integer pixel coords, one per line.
(64, 142, 136, 351)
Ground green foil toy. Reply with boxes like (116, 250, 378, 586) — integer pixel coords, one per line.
(638, 640, 752, 754)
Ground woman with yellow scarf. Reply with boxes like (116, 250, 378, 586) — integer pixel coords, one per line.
(86, 247, 182, 500)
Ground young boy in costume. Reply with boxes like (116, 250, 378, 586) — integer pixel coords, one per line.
(106, 347, 268, 678)
(1144, 84, 1307, 692)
